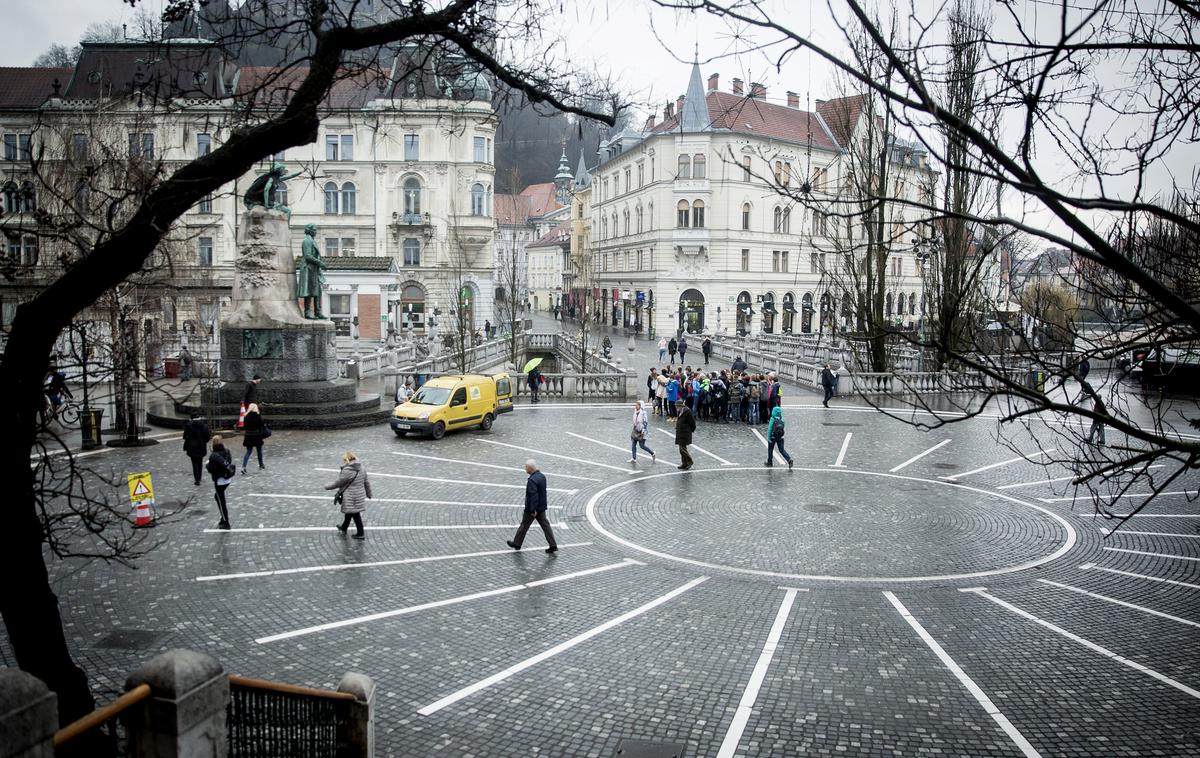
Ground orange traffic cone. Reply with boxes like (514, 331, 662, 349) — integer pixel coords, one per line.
(236, 402, 247, 429)
(132, 501, 154, 528)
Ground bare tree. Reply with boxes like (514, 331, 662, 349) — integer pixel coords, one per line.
(0, 0, 621, 726)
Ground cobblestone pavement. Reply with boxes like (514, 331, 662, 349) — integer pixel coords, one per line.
(7, 395, 1200, 757)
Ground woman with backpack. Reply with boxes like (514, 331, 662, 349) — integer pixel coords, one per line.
(628, 400, 656, 464)
(747, 375, 762, 424)
(207, 435, 235, 529)
(241, 403, 269, 474)
(765, 407, 794, 469)
(325, 452, 372, 539)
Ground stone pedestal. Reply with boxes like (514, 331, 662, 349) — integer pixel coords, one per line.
(0, 669, 56, 758)
(123, 650, 229, 758)
(218, 322, 337, 383)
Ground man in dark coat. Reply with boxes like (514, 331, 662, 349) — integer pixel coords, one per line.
(702, 337, 712, 365)
(674, 400, 696, 470)
(182, 413, 211, 486)
(820, 363, 837, 407)
(668, 337, 678, 364)
(243, 374, 262, 406)
(507, 460, 558, 553)
(731, 355, 747, 373)
(528, 366, 541, 403)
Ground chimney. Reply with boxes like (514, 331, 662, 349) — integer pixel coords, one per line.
(750, 82, 766, 99)
(707, 73, 719, 93)
(665, 101, 674, 120)
(731, 78, 743, 95)
(645, 114, 657, 130)
(786, 91, 799, 108)
(676, 94, 686, 115)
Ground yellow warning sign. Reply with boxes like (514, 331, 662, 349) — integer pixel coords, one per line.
(127, 472, 155, 506)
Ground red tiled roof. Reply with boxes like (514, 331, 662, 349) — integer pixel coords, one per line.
(519, 182, 562, 217)
(527, 219, 570, 248)
(815, 95, 866, 147)
(494, 193, 531, 225)
(0, 68, 73, 109)
(64, 42, 226, 100)
(652, 91, 843, 150)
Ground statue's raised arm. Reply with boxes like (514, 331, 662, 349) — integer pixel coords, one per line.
(243, 163, 303, 220)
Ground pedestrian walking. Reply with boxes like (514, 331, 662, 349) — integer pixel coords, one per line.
(528, 365, 541, 403)
(820, 364, 837, 407)
(179, 346, 194, 381)
(658, 337, 668, 363)
(731, 355, 747, 373)
(507, 460, 558, 553)
(326, 452, 372, 539)
(182, 412, 210, 486)
(629, 401, 656, 463)
(764, 407, 794, 469)
(484, 319, 492, 339)
(668, 336, 678, 364)
(243, 374, 262, 406)
(678, 335, 689, 363)
(646, 368, 658, 404)
(702, 337, 712, 365)
(240, 403, 269, 473)
(1086, 394, 1106, 446)
(674, 401, 696, 470)
(206, 435, 235, 530)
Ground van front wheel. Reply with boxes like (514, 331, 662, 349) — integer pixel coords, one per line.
(479, 413, 494, 431)
(430, 421, 446, 440)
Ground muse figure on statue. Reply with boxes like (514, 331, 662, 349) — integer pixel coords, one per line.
(243, 163, 303, 220)
(298, 224, 327, 319)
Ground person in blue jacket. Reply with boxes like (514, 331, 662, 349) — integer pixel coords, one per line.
(765, 407, 794, 469)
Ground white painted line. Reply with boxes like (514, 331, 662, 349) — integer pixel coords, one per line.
(256, 559, 640, 644)
(315, 467, 577, 495)
(1040, 490, 1198, 503)
(997, 466, 1165, 490)
(652, 428, 736, 465)
(246, 492, 562, 510)
(939, 449, 1056, 482)
(888, 439, 952, 473)
(390, 451, 600, 482)
(1103, 547, 1200, 563)
(417, 576, 708, 715)
(1080, 514, 1200, 518)
(961, 587, 1200, 700)
(1035, 579, 1200, 629)
(884, 591, 1042, 757)
(477, 439, 634, 473)
(829, 432, 852, 468)
(564, 431, 678, 467)
(196, 542, 597, 581)
(205, 524, 568, 533)
(1079, 563, 1200, 591)
(1100, 528, 1200, 539)
(715, 589, 800, 758)
(750, 427, 768, 448)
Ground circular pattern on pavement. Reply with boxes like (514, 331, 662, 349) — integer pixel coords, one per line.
(586, 467, 1078, 583)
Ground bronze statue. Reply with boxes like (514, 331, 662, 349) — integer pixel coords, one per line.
(297, 223, 327, 319)
(243, 163, 302, 219)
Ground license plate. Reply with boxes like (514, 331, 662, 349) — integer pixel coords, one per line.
(396, 423, 411, 430)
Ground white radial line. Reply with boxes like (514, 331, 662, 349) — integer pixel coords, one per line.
(205, 524, 568, 533)
(1079, 562, 1200, 591)
(655, 428, 736, 465)
(715, 589, 800, 758)
(961, 587, 1200, 700)
(1035, 579, 1200, 629)
(884, 591, 1042, 758)
(389, 451, 601, 482)
(1040, 490, 1198, 503)
(314, 467, 577, 495)
(196, 543, 596, 581)
(417, 576, 708, 716)
(829, 432, 852, 468)
(750, 427, 768, 449)
(1080, 513, 1200, 518)
(246, 492, 562, 510)
(564, 431, 679, 467)
(1100, 528, 1200, 539)
(939, 448, 1056, 482)
(1103, 547, 1200, 562)
(477, 439, 635, 473)
(256, 559, 640, 644)
(888, 438, 952, 473)
(997, 465, 1165, 490)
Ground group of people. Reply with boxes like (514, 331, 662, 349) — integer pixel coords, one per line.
(656, 335, 714, 366)
(646, 365, 784, 424)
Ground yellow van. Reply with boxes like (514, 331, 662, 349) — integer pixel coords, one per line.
(391, 373, 513, 439)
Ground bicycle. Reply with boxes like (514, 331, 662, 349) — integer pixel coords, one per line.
(41, 395, 82, 428)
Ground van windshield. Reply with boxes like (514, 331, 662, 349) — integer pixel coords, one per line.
(411, 386, 451, 405)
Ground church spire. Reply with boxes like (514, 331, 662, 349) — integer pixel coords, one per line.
(573, 148, 591, 189)
(679, 55, 710, 133)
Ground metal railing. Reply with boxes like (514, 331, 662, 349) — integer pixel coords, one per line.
(53, 683, 151, 757)
(227, 674, 355, 758)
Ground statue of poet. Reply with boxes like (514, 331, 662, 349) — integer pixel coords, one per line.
(297, 223, 327, 319)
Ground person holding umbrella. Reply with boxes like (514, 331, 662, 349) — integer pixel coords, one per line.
(523, 357, 543, 403)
